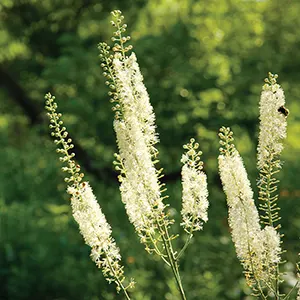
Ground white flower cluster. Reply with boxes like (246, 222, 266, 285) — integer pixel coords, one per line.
(257, 73, 287, 169)
(114, 53, 158, 151)
(67, 182, 126, 284)
(218, 151, 281, 283)
(181, 139, 209, 232)
(113, 53, 167, 235)
(46, 92, 133, 293)
(260, 226, 281, 267)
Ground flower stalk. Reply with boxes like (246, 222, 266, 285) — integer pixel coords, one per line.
(98, 10, 199, 299)
(257, 73, 288, 298)
(218, 126, 281, 298)
(217, 73, 296, 298)
(45, 93, 134, 298)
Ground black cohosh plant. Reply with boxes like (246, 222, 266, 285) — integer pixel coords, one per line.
(218, 74, 299, 299)
(45, 10, 299, 299)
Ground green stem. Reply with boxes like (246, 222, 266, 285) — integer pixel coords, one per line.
(104, 249, 131, 300)
(177, 233, 193, 260)
(259, 154, 282, 298)
(157, 221, 187, 300)
(177, 214, 198, 260)
(121, 285, 131, 300)
(283, 279, 299, 300)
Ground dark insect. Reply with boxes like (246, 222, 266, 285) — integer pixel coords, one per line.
(278, 105, 289, 117)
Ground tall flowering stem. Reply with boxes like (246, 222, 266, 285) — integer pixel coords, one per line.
(178, 138, 209, 259)
(45, 93, 134, 299)
(257, 72, 287, 230)
(98, 10, 187, 300)
(218, 127, 281, 298)
(181, 138, 209, 232)
(257, 73, 288, 296)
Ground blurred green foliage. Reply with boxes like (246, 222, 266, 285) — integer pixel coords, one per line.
(1, 0, 300, 299)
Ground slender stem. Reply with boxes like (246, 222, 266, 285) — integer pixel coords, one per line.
(148, 233, 171, 266)
(259, 154, 282, 298)
(156, 221, 187, 300)
(104, 249, 131, 300)
(116, 22, 127, 58)
(140, 214, 171, 266)
(120, 284, 131, 300)
(163, 240, 186, 300)
(174, 259, 186, 298)
(177, 215, 198, 260)
(283, 279, 299, 300)
(177, 233, 193, 260)
(121, 285, 131, 300)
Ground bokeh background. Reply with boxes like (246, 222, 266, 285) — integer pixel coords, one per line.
(1, 0, 300, 299)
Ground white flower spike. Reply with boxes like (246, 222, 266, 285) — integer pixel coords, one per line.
(181, 138, 209, 232)
(257, 72, 287, 169)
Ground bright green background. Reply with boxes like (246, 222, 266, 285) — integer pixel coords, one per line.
(1, 0, 300, 299)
